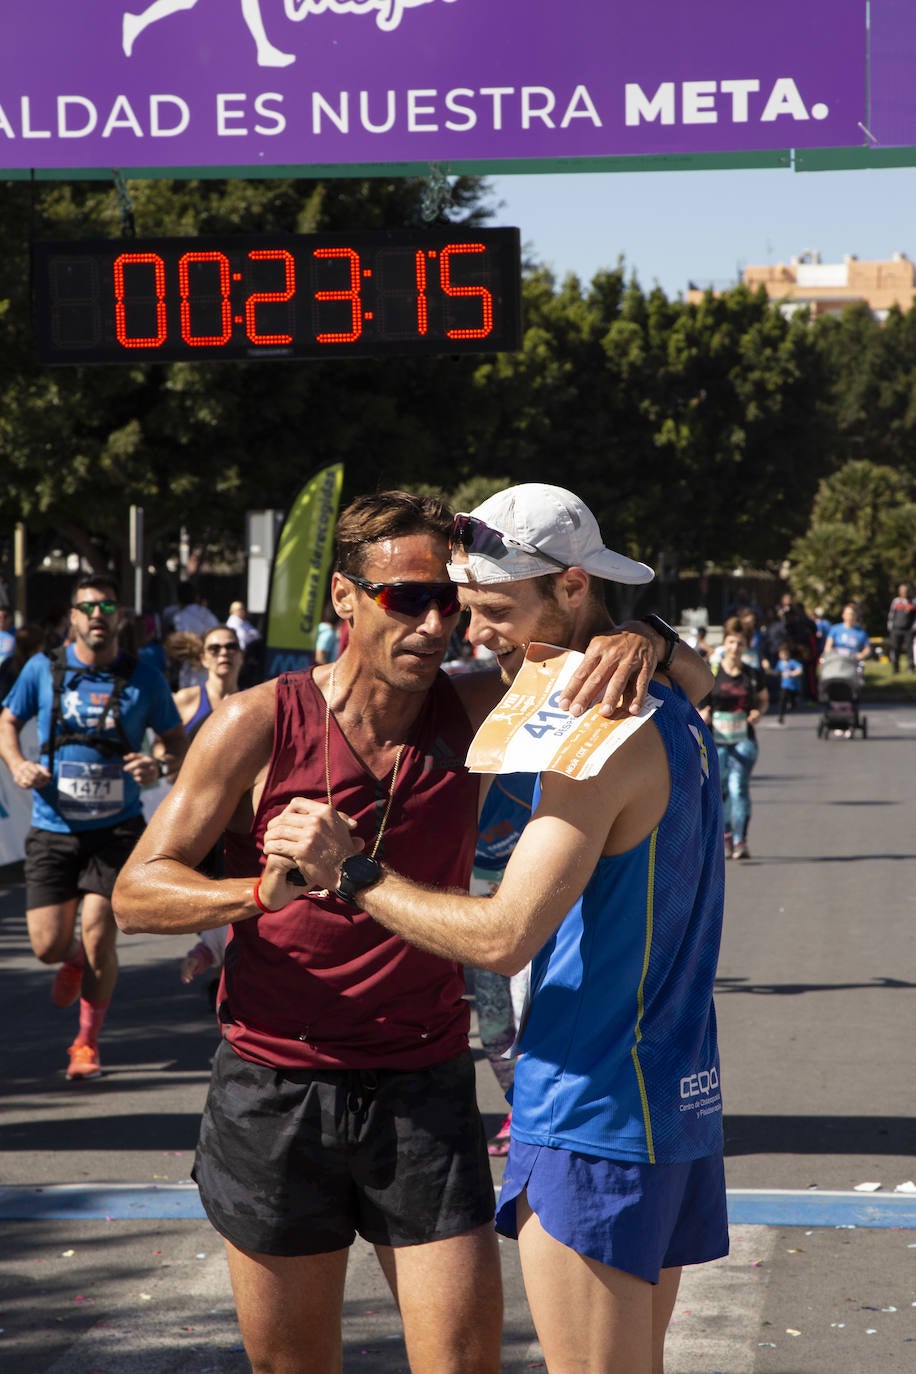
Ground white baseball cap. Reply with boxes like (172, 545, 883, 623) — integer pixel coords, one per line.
(448, 484, 655, 586)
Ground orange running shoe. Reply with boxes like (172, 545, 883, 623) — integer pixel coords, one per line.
(52, 960, 84, 1009)
(66, 1042, 101, 1080)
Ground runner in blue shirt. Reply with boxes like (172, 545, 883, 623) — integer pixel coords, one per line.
(823, 604, 871, 662)
(0, 575, 186, 1079)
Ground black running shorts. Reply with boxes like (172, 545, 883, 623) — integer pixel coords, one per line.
(193, 1041, 496, 1256)
(24, 815, 145, 908)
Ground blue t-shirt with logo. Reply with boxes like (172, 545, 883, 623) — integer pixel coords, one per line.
(827, 623, 869, 657)
(3, 646, 180, 833)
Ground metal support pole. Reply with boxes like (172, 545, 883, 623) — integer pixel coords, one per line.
(129, 505, 144, 614)
(13, 522, 26, 627)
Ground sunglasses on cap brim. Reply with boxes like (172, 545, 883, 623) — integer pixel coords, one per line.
(450, 514, 566, 569)
(346, 574, 461, 618)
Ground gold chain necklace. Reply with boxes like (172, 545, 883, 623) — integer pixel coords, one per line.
(324, 665, 406, 860)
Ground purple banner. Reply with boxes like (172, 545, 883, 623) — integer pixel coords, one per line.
(0, 1, 865, 172)
(869, 0, 916, 147)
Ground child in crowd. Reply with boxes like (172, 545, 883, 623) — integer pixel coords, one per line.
(776, 642, 804, 723)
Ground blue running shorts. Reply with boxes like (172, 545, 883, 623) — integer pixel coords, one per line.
(495, 1141, 728, 1284)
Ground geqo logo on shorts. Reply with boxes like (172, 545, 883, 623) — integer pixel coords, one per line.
(680, 1067, 719, 1099)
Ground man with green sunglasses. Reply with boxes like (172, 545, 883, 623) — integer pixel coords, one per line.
(0, 573, 186, 1081)
(114, 489, 711, 1374)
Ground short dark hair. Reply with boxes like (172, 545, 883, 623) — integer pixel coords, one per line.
(70, 572, 119, 605)
(335, 491, 453, 577)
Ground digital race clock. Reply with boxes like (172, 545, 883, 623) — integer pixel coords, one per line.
(31, 228, 522, 365)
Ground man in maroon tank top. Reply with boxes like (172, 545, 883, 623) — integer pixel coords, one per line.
(113, 490, 709, 1374)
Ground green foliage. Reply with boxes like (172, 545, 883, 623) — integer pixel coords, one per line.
(2, 172, 916, 613)
(788, 460, 916, 629)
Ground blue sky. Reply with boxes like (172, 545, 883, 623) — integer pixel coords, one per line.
(484, 166, 916, 298)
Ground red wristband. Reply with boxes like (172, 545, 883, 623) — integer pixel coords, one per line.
(252, 876, 272, 914)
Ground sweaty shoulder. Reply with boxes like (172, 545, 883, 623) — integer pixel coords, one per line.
(193, 678, 277, 767)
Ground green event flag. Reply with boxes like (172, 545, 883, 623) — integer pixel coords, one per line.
(265, 463, 344, 664)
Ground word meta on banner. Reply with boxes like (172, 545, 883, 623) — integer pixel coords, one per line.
(32, 229, 522, 364)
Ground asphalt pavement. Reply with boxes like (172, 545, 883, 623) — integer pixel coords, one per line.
(0, 698, 914, 1371)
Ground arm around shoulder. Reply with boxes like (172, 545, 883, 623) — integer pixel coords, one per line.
(667, 639, 715, 705)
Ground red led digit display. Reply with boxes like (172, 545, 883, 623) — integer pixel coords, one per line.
(313, 247, 363, 344)
(246, 249, 295, 346)
(441, 244, 494, 340)
(415, 251, 429, 336)
(113, 252, 167, 349)
(32, 229, 522, 365)
(178, 251, 232, 347)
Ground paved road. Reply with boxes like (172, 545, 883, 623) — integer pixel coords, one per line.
(0, 700, 914, 1371)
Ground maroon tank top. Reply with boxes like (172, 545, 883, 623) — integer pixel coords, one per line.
(220, 669, 478, 1070)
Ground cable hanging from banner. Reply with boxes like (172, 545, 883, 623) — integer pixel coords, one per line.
(112, 170, 136, 239)
(419, 164, 453, 222)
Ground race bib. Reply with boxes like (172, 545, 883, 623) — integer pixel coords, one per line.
(57, 761, 124, 820)
(712, 711, 748, 745)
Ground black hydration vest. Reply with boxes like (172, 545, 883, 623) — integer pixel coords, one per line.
(40, 647, 137, 774)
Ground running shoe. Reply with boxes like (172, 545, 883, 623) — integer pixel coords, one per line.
(52, 959, 84, 1009)
(487, 1110, 512, 1157)
(66, 1042, 101, 1080)
(732, 840, 750, 860)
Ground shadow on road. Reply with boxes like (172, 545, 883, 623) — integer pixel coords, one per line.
(724, 1114, 915, 1157)
(716, 974, 916, 995)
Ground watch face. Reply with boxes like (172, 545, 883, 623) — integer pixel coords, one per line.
(341, 855, 381, 888)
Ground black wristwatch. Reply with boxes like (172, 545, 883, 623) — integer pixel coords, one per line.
(641, 614, 680, 674)
(336, 854, 382, 905)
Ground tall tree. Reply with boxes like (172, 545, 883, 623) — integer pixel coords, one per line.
(789, 460, 916, 628)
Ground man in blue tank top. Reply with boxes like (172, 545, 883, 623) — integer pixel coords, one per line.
(270, 484, 727, 1374)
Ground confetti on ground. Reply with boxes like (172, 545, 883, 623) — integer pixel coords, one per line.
(853, 1182, 882, 1192)
(895, 1181, 916, 1193)
(786, 1328, 802, 1336)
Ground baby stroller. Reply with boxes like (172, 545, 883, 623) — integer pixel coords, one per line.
(816, 653, 867, 739)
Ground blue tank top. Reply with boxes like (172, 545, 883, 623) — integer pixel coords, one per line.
(184, 684, 213, 741)
(510, 683, 725, 1164)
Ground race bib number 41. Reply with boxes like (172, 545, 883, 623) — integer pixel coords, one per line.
(466, 644, 660, 779)
(57, 760, 124, 820)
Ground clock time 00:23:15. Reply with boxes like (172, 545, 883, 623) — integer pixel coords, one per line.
(32, 228, 522, 364)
